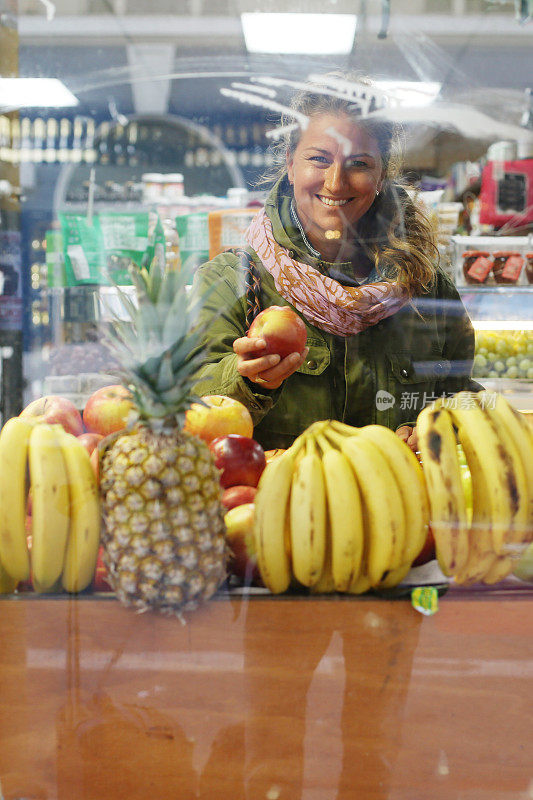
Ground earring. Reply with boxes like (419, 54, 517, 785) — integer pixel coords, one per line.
(375, 189, 380, 196)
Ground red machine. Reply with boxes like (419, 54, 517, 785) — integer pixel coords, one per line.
(479, 159, 533, 228)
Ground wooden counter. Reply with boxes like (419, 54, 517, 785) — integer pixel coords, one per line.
(0, 588, 532, 800)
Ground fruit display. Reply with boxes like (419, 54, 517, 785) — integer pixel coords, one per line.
(253, 420, 430, 594)
(417, 391, 533, 585)
(473, 330, 533, 380)
(0, 417, 100, 594)
(98, 260, 228, 615)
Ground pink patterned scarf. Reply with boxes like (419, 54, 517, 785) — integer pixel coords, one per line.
(245, 208, 409, 337)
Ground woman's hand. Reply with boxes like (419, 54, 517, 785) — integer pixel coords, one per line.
(233, 336, 309, 391)
(396, 425, 419, 454)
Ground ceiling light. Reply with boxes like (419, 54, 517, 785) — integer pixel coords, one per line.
(241, 13, 357, 55)
(0, 78, 78, 110)
(376, 81, 441, 108)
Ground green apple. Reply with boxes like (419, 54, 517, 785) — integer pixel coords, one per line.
(513, 542, 533, 583)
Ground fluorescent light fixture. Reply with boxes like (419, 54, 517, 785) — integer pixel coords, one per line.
(241, 13, 357, 55)
(0, 78, 78, 110)
(376, 81, 441, 108)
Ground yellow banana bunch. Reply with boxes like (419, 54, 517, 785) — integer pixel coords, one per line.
(417, 391, 533, 586)
(0, 416, 101, 594)
(253, 419, 422, 594)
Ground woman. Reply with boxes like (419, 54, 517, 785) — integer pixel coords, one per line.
(191, 83, 479, 451)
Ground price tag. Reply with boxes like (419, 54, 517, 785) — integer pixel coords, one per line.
(411, 586, 439, 616)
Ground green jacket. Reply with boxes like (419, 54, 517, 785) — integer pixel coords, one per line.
(191, 179, 480, 450)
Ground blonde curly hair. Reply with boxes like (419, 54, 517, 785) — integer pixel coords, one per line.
(260, 77, 439, 298)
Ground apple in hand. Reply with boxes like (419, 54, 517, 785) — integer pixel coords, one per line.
(209, 434, 266, 489)
(224, 503, 262, 584)
(222, 485, 257, 511)
(83, 385, 134, 437)
(247, 305, 307, 360)
(184, 394, 253, 444)
(20, 395, 84, 437)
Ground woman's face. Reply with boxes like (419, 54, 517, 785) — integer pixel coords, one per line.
(287, 112, 384, 259)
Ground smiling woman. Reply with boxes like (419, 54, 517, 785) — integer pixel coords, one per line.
(190, 75, 481, 451)
(286, 112, 384, 265)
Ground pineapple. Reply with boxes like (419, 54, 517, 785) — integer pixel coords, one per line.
(99, 257, 227, 615)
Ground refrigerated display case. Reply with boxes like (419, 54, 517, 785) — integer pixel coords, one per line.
(450, 234, 533, 411)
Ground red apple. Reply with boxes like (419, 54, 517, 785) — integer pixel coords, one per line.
(247, 305, 307, 360)
(92, 546, 112, 592)
(209, 434, 266, 489)
(77, 432, 103, 456)
(184, 394, 253, 444)
(224, 503, 262, 584)
(20, 395, 84, 437)
(222, 485, 257, 511)
(83, 385, 134, 437)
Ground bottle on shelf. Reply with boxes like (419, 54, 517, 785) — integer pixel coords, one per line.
(32, 118, 45, 163)
(57, 118, 71, 163)
(83, 119, 96, 164)
(45, 117, 58, 163)
(97, 121, 111, 165)
(10, 117, 21, 165)
(20, 117, 32, 163)
(0, 115, 11, 163)
(70, 117, 84, 163)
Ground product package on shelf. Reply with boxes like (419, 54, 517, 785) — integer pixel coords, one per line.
(208, 207, 257, 259)
(57, 210, 166, 286)
(451, 235, 533, 287)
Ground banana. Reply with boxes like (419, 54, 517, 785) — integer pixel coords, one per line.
(289, 435, 327, 587)
(416, 404, 469, 577)
(355, 424, 429, 568)
(326, 430, 405, 587)
(0, 558, 18, 593)
(482, 555, 514, 585)
(253, 443, 302, 594)
(0, 416, 34, 582)
(377, 561, 412, 590)
(476, 391, 533, 542)
(310, 519, 336, 594)
(28, 423, 71, 591)
(448, 392, 528, 558)
(346, 571, 372, 595)
(315, 432, 364, 591)
(58, 430, 101, 593)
